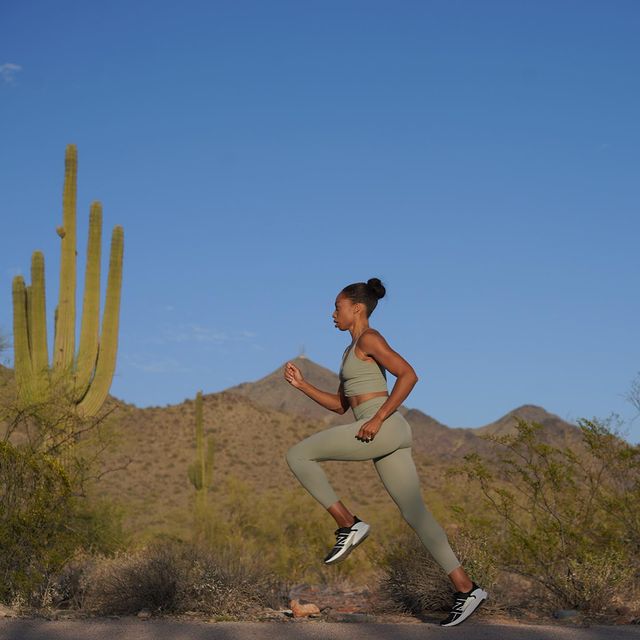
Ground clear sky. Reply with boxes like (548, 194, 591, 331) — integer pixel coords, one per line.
(1, 1, 639, 442)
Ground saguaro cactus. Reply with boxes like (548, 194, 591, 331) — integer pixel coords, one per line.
(188, 390, 214, 521)
(11, 144, 124, 419)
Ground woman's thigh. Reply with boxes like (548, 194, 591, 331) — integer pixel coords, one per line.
(290, 412, 412, 463)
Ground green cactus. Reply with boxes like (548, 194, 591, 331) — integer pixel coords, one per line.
(188, 390, 214, 522)
(11, 144, 124, 420)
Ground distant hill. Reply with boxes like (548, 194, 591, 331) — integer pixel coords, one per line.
(226, 355, 341, 424)
(399, 404, 585, 461)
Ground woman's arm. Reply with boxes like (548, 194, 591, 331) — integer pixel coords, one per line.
(357, 330, 419, 422)
(283, 361, 348, 414)
(298, 379, 349, 414)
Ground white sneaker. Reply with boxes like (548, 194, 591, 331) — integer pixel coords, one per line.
(439, 581, 488, 627)
(323, 515, 370, 564)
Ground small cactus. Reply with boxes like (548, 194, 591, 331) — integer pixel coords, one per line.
(188, 390, 214, 534)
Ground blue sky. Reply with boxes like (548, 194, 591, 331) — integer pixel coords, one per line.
(1, 1, 639, 442)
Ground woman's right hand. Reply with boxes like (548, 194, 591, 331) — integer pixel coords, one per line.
(284, 362, 305, 389)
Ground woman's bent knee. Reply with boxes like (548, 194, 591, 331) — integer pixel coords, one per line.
(285, 443, 306, 469)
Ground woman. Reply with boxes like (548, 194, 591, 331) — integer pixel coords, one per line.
(283, 277, 487, 627)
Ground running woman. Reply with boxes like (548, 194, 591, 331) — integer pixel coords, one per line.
(283, 277, 487, 627)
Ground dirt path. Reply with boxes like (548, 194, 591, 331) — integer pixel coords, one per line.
(1, 618, 640, 640)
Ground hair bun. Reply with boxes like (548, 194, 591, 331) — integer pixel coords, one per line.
(367, 277, 386, 300)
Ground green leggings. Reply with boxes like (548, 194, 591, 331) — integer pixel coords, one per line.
(285, 395, 461, 574)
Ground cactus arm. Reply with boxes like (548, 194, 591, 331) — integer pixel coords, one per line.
(12, 276, 34, 404)
(26, 283, 33, 355)
(53, 144, 77, 375)
(74, 202, 102, 400)
(30, 251, 50, 398)
(76, 225, 123, 418)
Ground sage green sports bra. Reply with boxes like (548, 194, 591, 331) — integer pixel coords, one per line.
(338, 330, 388, 397)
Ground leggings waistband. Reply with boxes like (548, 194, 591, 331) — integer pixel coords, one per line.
(352, 395, 390, 420)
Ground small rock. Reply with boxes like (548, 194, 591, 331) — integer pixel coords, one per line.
(290, 599, 321, 618)
(553, 609, 580, 619)
(137, 609, 152, 619)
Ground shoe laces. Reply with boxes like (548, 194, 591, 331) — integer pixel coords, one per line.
(332, 528, 352, 548)
(334, 524, 354, 535)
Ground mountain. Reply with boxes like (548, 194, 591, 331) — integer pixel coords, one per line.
(226, 355, 341, 424)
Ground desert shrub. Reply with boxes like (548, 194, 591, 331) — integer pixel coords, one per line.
(376, 526, 498, 615)
(43, 549, 100, 610)
(0, 440, 129, 609)
(70, 537, 286, 617)
(577, 416, 640, 558)
(67, 497, 129, 556)
(552, 547, 633, 615)
(87, 538, 187, 614)
(0, 441, 81, 605)
(447, 416, 637, 615)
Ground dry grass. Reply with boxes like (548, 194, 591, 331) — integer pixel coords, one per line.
(49, 538, 287, 618)
(376, 526, 499, 615)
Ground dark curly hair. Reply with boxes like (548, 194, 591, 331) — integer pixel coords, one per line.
(341, 277, 386, 318)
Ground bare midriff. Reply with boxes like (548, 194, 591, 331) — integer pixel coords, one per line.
(348, 390, 388, 408)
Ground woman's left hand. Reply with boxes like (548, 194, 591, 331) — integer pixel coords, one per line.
(356, 416, 384, 443)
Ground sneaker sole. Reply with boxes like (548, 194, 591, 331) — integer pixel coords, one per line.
(324, 525, 370, 565)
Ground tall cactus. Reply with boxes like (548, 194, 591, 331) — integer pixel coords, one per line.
(188, 390, 214, 526)
(11, 144, 124, 420)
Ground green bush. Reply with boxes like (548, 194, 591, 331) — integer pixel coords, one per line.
(0, 440, 128, 608)
(0, 441, 78, 604)
(447, 416, 637, 615)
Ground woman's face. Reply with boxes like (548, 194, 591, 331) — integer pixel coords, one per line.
(332, 293, 358, 330)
